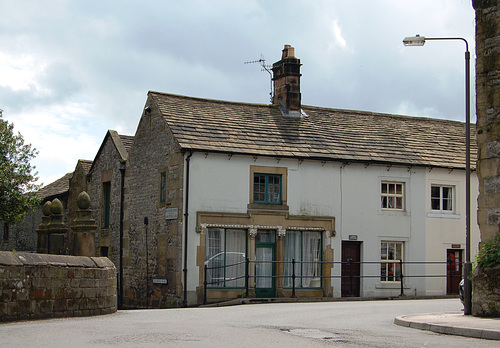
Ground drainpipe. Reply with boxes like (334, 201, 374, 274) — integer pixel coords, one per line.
(119, 167, 125, 309)
(183, 151, 193, 307)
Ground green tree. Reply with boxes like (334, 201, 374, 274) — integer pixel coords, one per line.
(0, 110, 41, 225)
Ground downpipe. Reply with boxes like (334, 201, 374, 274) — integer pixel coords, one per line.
(183, 151, 193, 307)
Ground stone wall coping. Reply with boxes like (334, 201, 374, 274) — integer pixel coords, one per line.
(0, 251, 114, 268)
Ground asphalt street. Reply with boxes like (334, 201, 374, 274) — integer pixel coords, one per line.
(0, 298, 497, 347)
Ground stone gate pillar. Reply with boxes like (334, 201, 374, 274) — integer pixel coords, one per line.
(47, 198, 68, 254)
(71, 191, 97, 257)
(36, 201, 51, 254)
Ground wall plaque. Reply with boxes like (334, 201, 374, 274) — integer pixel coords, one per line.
(165, 207, 178, 220)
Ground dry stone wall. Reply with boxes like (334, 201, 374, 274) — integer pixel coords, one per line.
(0, 252, 116, 322)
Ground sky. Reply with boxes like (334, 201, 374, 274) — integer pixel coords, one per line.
(0, 0, 476, 187)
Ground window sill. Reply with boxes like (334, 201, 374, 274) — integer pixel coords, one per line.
(378, 209, 410, 217)
(376, 282, 411, 289)
(247, 203, 289, 212)
(427, 212, 461, 219)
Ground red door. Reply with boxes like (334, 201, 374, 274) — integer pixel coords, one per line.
(447, 249, 462, 295)
(342, 241, 361, 297)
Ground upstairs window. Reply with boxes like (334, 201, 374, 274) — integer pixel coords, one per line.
(253, 173, 282, 204)
(103, 182, 111, 228)
(381, 182, 404, 210)
(160, 172, 167, 203)
(431, 185, 453, 212)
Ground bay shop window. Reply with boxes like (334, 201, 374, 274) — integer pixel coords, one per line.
(205, 228, 246, 288)
(283, 231, 322, 288)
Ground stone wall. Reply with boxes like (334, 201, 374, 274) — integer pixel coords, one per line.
(0, 252, 116, 322)
(473, 0, 500, 317)
(123, 95, 184, 308)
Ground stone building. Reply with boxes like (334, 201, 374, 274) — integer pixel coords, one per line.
(87, 130, 133, 308)
(1, 172, 72, 252)
(120, 45, 480, 307)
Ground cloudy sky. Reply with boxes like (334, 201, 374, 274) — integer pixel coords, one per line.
(1, 0, 476, 187)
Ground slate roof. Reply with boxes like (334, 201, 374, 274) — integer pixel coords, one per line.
(78, 160, 93, 175)
(119, 135, 134, 153)
(150, 92, 477, 170)
(37, 173, 72, 200)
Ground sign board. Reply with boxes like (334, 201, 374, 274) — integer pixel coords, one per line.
(165, 207, 178, 220)
(349, 235, 358, 241)
(451, 244, 461, 249)
(153, 278, 168, 285)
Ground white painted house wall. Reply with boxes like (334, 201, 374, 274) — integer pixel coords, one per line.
(184, 152, 479, 300)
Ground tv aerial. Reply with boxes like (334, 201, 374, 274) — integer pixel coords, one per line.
(244, 55, 273, 103)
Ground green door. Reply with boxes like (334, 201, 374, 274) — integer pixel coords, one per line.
(255, 230, 276, 298)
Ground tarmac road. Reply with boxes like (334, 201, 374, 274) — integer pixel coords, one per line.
(0, 298, 497, 347)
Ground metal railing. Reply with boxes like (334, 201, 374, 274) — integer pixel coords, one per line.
(203, 259, 462, 305)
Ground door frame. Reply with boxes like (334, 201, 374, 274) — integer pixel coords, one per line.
(341, 241, 361, 297)
(255, 242, 276, 298)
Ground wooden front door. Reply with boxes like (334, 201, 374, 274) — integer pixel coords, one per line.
(342, 241, 361, 297)
(447, 249, 462, 295)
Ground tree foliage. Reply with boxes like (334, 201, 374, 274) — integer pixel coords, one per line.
(0, 110, 41, 224)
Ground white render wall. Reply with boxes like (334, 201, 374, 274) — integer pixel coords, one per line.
(184, 152, 479, 299)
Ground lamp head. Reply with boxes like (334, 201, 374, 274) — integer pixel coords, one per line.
(403, 35, 426, 46)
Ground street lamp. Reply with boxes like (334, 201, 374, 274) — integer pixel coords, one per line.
(403, 35, 472, 315)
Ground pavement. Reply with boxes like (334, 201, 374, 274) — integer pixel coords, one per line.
(394, 312, 500, 340)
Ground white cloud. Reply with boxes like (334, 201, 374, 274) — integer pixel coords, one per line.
(331, 20, 347, 49)
(0, 53, 46, 91)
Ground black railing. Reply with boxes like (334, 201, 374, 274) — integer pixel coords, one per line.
(203, 259, 463, 305)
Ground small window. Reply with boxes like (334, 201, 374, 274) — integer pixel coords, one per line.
(381, 182, 404, 210)
(103, 182, 111, 228)
(160, 172, 167, 203)
(100, 246, 109, 257)
(431, 185, 453, 212)
(381, 241, 404, 282)
(253, 173, 282, 204)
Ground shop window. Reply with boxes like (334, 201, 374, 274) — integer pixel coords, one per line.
(283, 231, 322, 288)
(205, 228, 246, 288)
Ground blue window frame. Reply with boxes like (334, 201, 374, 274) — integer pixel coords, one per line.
(160, 172, 167, 203)
(253, 173, 282, 204)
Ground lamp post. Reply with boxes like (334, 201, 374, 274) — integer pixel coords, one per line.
(403, 35, 472, 315)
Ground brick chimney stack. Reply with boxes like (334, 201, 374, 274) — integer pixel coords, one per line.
(272, 45, 302, 111)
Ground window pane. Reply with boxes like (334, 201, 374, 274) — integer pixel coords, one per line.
(395, 197, 402, 209)
(396, 243, 402, 260)
(431, 186, 440, 199)
(225, 229, 246, 287)
(381, 196, 387, 209)
(302, 232, 321, 287)
(381, 183, 388, 194)
(431, 197, 440, 210)
(395, 184, 402, 194)
(381, 243, 387, 260)
(283, 231, 301, 287)
(389, 183, 395, 194)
